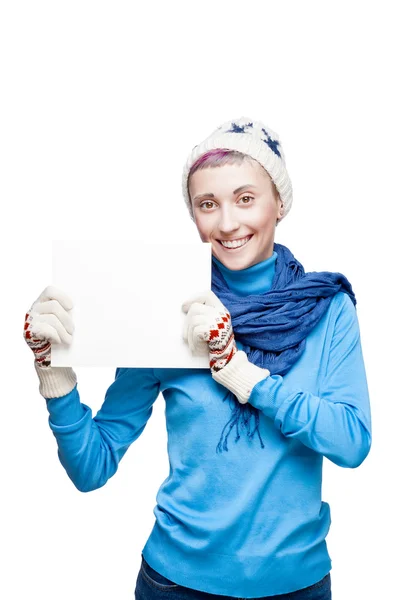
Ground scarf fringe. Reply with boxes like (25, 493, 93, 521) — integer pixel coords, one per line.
(216, 392, 265, 453)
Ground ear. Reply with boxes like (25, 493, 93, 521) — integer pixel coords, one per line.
(276, 200, 284, 222)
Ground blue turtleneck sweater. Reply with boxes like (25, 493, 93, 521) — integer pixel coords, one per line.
(212, 251, 278, 295)
(45, 249, 371, 597)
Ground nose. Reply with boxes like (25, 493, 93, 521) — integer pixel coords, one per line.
(217, 207, 240, 235)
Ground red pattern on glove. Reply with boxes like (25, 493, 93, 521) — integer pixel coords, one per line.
(23, 312, 51, 368)
(206, 309, 238, 374)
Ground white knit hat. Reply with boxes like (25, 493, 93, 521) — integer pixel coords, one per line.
(182, 116, 293, 223)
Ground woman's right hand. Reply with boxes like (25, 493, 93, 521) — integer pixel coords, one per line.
(24, 285, 75, 365)
(24, 285, 77, 398)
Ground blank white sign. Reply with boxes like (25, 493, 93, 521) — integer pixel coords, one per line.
(51, 240, 212, 368)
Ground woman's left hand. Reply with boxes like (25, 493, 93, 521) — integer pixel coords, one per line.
(182, 290, 270, 404)
(181, 290, 238, 374)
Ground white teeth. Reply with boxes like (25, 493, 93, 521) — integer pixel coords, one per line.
(220, 235, 251, 249)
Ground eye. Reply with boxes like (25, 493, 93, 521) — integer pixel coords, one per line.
(239, 195, 254, 204)
(199, 200, 216, 210)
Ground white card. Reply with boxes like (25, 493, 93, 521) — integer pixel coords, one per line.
(51, 240, 212, 368)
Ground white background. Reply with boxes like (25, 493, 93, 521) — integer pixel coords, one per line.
(1, 1, 397, 599)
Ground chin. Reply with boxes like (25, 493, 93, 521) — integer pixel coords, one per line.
(216, 253, 258, 270)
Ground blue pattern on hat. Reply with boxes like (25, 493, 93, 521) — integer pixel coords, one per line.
(224, 121, 282, 159)
(261, 128, 281, 158)
(226, 122, 253, 134)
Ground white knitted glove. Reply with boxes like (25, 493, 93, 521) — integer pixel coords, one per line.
(23, 285, 77, 398)
(210, 350, 270, 404)
(182, 290, 238, 369)
(181, 290, 270, 404)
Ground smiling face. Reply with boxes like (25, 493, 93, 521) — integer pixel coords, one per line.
(188, 160, 283, 270)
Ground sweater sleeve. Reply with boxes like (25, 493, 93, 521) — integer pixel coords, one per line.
(45, 367, 161, 492)
(248, 293, 372, 468)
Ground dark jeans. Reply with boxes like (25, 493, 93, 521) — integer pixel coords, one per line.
(134, 554, 332, 599)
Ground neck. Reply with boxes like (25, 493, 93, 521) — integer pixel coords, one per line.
(212, 251, 277, 296)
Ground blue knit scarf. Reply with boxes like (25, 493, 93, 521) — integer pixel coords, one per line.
(211, 242, 356, 453)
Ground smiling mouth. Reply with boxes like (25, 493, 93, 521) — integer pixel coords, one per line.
(217, 234, 253, 250)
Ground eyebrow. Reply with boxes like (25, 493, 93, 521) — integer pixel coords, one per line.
(193, 184, 257, 203)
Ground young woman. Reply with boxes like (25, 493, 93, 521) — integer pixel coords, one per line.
(23, 117, 371, 599)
